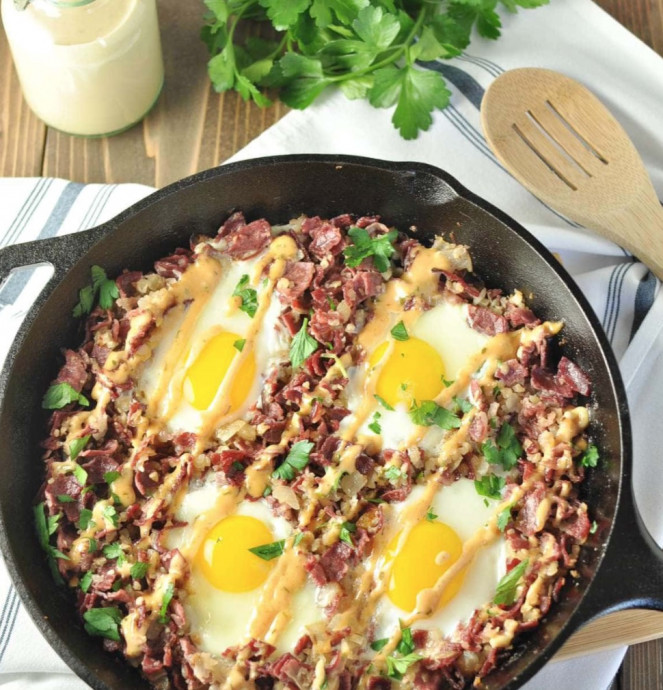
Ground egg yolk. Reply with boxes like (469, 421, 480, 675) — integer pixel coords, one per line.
(183, 331, 256, 412)
(195, 515, 275, 592)
(386, 519, 465, 613)
(369, 337, 445, 409)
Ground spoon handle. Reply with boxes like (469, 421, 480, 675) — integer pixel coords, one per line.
(588, 190, 663, 281)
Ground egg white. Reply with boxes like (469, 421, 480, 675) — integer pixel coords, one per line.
(165, 476, 325, 655)
(137, 252, 289, 433)
(372, 479, 505, 640)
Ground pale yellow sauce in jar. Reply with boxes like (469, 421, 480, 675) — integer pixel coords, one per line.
(1, 0, 164, 136)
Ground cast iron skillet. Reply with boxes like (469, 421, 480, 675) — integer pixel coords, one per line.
(0, 155, 662, 690)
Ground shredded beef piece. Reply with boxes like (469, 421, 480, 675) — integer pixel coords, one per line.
(467, 304, 509, 336)
(278, 261, 315, 302)
(55, 349, 88, 392)
(223, 219, 272, 260)
(154, 248, 191, 279)
(496, 359, 528, 387)
(505, 303, 539, 327)
(116, 270, 143, 298)
(557, 356, 591, 396)
(439, 269, 483, 299)
(81, 454, 119, 484)
(308, 222, 344, 259)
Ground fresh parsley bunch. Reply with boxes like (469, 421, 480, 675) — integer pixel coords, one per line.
(202, 0, 548, 139)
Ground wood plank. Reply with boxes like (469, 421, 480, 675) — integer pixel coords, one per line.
(40, 0, 288, 187)
(622, 638, 663, 690)
(0, 12, 45, 177)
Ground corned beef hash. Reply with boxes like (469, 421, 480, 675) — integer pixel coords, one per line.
(37, 212, 597, 689)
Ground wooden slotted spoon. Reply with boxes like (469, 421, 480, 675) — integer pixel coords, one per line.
(481, 67, 663, 279)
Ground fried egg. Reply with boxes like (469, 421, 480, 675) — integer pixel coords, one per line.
(341, 297, 490, 450)
(165, 477, 324, 655)
(137, 252, 288, 433)
(372, 479, 505, 640)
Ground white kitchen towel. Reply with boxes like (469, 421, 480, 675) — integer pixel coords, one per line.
(1, 0, 663, 687)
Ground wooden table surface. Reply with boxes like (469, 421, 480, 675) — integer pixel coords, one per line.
(2, 1, 663, 688)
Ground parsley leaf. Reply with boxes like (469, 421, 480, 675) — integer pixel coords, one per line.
(103, 543, 125, 566)
(482, 423, 523, 470)
(159, 583, 175, 624)
(78, 508, 94, 531)
(368, 411, 382, 434)
(202, 0, 548, 139)
(497, 505, 512, 532)
(103, 505, 119, 528)
(390, 320, 409, 341)
(580, 444, 599, 468)
(68, 435, 91, 461)
(374, 393, 394, 411)
(343, 226, 397, 272)
(339, 521, 356, 546)
(34, 502, 66, 583)
(474, 475, 505, 500)
(80, 571, 93, 593)
(371, 637, 389, 652)
(91, 266, 119, 309)
(290, 317, 318, 369)
(451, 396, 472, 414)
(233, 274, 258, 318)
(57, 494, 75, 503)
(83, 607, 123, 642)
(426, 508, 438, 522)
(397, 625, 415, 655)
(384, 465, 404, 482)
(494, 559, 529, 606)
(409, 400, 461, 429)
(73, 265, 118, 317)
(104, 471, 120, 484)
(130, 562, 149, 580)
(233, 338, 246, 352)
(42, 383, 89, 410)
(385, 652, 422, 680)
(249, 539, 286, 561)
(272, 440, 314, 481)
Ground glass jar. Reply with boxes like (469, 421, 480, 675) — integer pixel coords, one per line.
(1, 0, 164, 136)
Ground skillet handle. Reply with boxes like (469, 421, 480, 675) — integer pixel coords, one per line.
(0, 225, 109, 293)
(573, 477, 663, 623)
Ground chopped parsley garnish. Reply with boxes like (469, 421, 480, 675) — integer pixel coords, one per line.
(34, 503, 68, 583)
(231, 461, 244, 472)
(386, 652, 422, 681)
(390, 321, 409, 341)
(233, 338, 246, 352)
(441, 376, 454, 388)
(103, 505, 119, 528)
(409, 400, 461, 430)
(262, 486, 272, 497)
(474, 475, 505, 500)
(482, 423, 522, 470)
(339, 521, 356, 546)
(104, 471, 120, 484)
(272, 440, 313, 481)
(374, 393, 394, 411)
(42, 383, 89, 410)
(494, 559, 529, 606)
(77, 508, 94, 531)
(368, 411, 382, 434)
(384, 465, 404, 482)
(497, 505, 512, 532)
(72, 463, 88, 487)
(57, 494, 75, 503)
(73, 265, 119, 318)
(590, 520, 598, 534)
(250, 534, 303, 561)
(451, 396, 472, 414)
(68, 435, 90, 461)
(103, 543, 125, 566)
(233, 274, 258, 318)
(580, 444, 599, 468)
(343, 226, 397, 272)
(397, 625, 415, 655)
(88, 538, 97, 553)
(79, 571, 93, 593)
(426, 508, 438, 522)
(130, 562, 149, 580)
(371, 638, 389, 652)
(83, 606, 123, 642)
(289, 317, 318, 369)
(159, 583, 175, 624)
